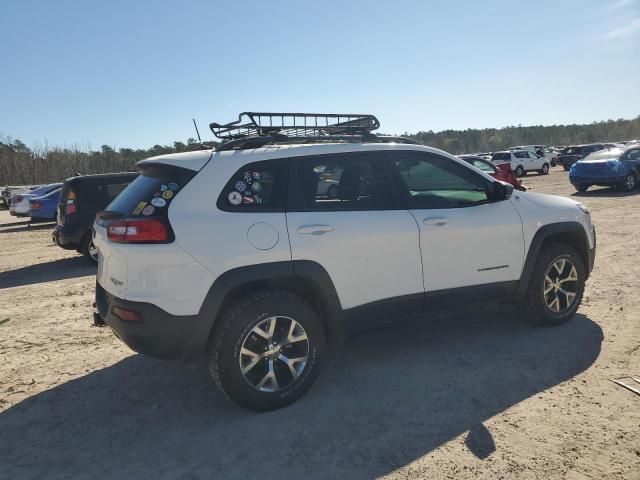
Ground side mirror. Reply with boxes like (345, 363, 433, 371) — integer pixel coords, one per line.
(488, 181, 513, 201)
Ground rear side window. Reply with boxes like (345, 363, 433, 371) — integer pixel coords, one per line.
(217, 160, 288, 212)
(293, 152, 394, 211)
(514, 151, 529, 159)
(107, 165, 196, 217)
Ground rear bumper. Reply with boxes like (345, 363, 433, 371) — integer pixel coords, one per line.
(52, 226, 84, 249)
(95, 281, 206, 363)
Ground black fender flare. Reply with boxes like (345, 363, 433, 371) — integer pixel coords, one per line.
(517, 221, 594, 296)
(183, 260, 342, 362)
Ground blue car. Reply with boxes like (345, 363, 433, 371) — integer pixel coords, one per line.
(569, 145, 640, 192)
(28, 187, 62, 220)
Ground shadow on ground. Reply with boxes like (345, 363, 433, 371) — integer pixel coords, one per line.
(572, 186, 640, 197)
(0, 256, 95, 289)
(0, 221, 55, 234)
(0, 307, 602, 479)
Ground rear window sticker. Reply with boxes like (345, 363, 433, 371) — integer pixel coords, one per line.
(251, 182, 262, 193)
(242, 195, 255, 204)
(160, 184, 168, 191)
(153, 191, 161, 197)
(228, 191, 242, 205)
(168, 182, 179, 191)
(132, 201, 147, 215)
(162, 190, 174, 200)
(235, 180, 247, 193)
(243, 171, 252, 183)
(252, 171, 261, 180)
(151, 197, 167, 208)
(142, 205, 155, 216)
(253, 195, 263, 204)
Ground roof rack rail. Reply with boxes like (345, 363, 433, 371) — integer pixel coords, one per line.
(210, 112, 421, 151)
(210, 112, 380, 140)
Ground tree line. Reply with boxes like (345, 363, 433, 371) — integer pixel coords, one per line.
(1, 116, 639, 185)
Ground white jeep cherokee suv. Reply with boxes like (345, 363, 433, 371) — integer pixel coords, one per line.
(492, 150, 551, 177)
(93, 113, 596, 411)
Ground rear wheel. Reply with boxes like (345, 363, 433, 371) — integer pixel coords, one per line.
(209, 291, 326, 411)
(515, 165, 525, 177)
(81, 233, 98, 264)
(524, 243, 585, 326)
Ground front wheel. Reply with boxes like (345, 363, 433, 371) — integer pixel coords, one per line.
(619, 173, 636, 192)
(575, 184, 589, 192)
(524, 243, 585, 326)
(563, 165, 570, 171)
(209, 291, 326, 411)
(540, 164, 550, 175)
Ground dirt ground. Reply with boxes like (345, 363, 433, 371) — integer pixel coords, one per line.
(0, 168, 638, 480)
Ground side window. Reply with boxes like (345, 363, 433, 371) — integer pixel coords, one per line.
(472, 159, 495, 173)
(294, 152, 394, 211)
(389, 151, 489, 209)
(514, 151, 529, 159)
(217, 160, 288, 212)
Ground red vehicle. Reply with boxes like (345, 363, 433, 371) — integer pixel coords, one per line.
(459, 155, 526, 191)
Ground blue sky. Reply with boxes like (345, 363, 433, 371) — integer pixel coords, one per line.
(1, 0, 639, 149)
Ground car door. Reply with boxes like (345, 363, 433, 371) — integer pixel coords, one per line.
(286, 151, 424, 315)
(386, 150, 524, 296)
(528, 150, 544, 169)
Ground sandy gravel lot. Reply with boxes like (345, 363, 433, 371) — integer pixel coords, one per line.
(0, 168, 638, 480)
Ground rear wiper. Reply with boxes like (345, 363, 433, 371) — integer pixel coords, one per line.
(95, 210, 124, 221)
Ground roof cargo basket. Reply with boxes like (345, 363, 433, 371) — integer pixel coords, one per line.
(210, 112, 380, 140)
(210, 112, 420, 151)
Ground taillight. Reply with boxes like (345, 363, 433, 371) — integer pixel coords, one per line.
(15, 195, 23, 203)
(107, 219, 170, 243)
(31, 201, 42, 210)
(65, 190, 77, 215)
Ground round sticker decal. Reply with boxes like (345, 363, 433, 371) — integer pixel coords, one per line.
(162, 190, 174, 200)
(242, 195, 255, 204)
(142, 205, 155, 216)
(168, 182, 179, 191)
(235, 180, 247, 193)
(151, 197, 167, 208)
(243, 171, 252, 183)
(251, 182, 262, 193)
(153, 191, 161, 197)
(252, 171, 261, 180)
(228, 191, 242, 205)
(160, 184, 168, 191)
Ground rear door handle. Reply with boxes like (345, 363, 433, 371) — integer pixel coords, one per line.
(297, 225, 335, 235)
(423, 217, 450, 227)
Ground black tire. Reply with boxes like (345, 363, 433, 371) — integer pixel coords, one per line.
(551, 159, 557, 167)
(619, 173, 636, 192)
(575, 184, 589, 192)
(540, 163, 550, 175)
(563, 165, 570, 171)
(515, 165, 525, 177)
(209, 290, 326, 412)
(524, 243, 585, 326)
(81, 233, 98, 264)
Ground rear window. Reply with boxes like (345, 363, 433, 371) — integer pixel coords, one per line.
(106, 165, 196, 217)
(492, 152, 511, 161)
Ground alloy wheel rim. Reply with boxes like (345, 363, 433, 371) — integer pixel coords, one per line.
(89, 241, 98, 260)
(239, 316, 309, 392)
(626, 175, 634, 190)
(543, 258, 579, 313)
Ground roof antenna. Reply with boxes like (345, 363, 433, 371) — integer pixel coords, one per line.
(192, 118, 203, 146)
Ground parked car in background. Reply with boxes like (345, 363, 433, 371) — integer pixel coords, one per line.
(28, 188, 62, 220)
(459, 155, 525, 191)
(1, 185, 40, 208)
(557, 144, 606, 171)
(9, 183, 62, 217)
(491, 150, 550, 177)
(569, 145, 640, 192)
(53, 172, 138, 263)
(509, 145, 557, 166)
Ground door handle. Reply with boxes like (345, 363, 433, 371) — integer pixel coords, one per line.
(297, 225, 335, 235)
(423, 217, 450, 227)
